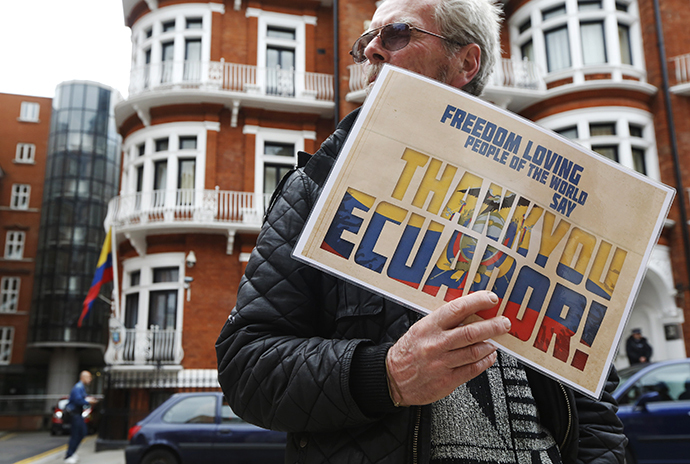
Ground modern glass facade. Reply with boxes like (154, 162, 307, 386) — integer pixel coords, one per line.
(29, 81, 121, 346)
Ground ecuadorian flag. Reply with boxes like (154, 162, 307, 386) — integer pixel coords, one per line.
(79, 228, 114, 327)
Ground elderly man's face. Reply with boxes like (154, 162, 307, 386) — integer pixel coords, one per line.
(363, 0, 464, 88)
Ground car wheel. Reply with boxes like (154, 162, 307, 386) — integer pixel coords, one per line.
(141, 449, 178, 464)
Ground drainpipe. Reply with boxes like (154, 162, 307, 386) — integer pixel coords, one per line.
(652, 0, 690, 292)
(333, 0, 340, 128)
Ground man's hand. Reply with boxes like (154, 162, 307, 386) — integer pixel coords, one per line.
(386, 291, 511, 406)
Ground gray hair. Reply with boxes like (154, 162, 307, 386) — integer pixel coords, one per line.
(434, 0, 502, 96)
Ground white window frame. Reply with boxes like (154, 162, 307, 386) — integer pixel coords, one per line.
(121, 253, 186, 331)
(15, 143, 36, 164)
(538, 107, 659, 179)
(19, 102, 40, 122)
(0, 327, 13, 365)
(10, 184, 31, 210)
(120, 122, 213, 210)
(250, 9, 314, 97)
(4, 232, 25, 260)
(130, 4, 217, 91)
(244, 125, 316, 203)
(510, 0, 644, 85)
(0, 277, 20, 313)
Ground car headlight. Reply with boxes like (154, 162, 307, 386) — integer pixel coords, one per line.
(55, 411, 63, 419)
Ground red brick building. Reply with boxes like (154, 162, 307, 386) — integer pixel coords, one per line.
(102, 0, 690, 442)
(0, 93, 51, 429)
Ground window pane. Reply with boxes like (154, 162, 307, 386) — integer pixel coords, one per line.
(162, 20, 175, 32)
(521, 40, 534, 62)
(619, 363, 690, 405)
(545, 26, 571, 72)
(148, 290, 177, 329)
(184, 39, 202, 81)
(155, 138, 169, 151)
(581, 22, 607, 65)
(163, 396, 216, 424)
(186, 18, 203, 29)
(543, 4, 566, 20)
(124, 294, 139, 328)
(264, 142, 294, 157)
(629, 124, 643, 138)
(590, 123, 616, 136)
(267, 26, 296, 40)
(519, 19, 531, 34)
(221, 398, 247, 424)
(592, 145, 618, 162)
(153, 267, 179, 283)
(264, 164, 293, 195)
(178, 159, 196, 190)
(154, 161, 167, 191)
(619, 25, 632, 65)
(632, 148, 646, 174)
(578, 0, 602, 10)
(179, 136, 197, 150)
(556, 126, 578, 139)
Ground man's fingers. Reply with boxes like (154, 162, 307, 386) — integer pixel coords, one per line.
(449, 350, 498, 385)
(433, 291, 500, 330)
(445, 340, 497, 366)
(446, 315, 511, 350)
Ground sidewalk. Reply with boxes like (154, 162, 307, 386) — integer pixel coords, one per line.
(15, 436, 125, 464)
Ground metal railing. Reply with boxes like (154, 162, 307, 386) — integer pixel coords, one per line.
(670, 53, 690, 85)
(129, 59, 334, 101)
(346, 58, 545, 94)
(106, 327, 183, 366)
(490, 58, 544, 90)
(105, 188, 272, 229)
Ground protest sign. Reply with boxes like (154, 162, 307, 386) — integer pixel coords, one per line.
(294, 65, 675, 398)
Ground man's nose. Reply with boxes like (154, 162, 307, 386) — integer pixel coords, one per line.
(364, 35, 390, 63)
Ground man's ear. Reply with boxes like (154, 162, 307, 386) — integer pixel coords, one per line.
(448, 43, 481, 89)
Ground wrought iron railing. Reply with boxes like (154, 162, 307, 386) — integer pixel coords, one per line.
(129, 59, 334, 101)
(489, 58, 544, 90)
(346, 58, 545, 95)
(105, 188, 272, 229)
(106, 327, 183, 366)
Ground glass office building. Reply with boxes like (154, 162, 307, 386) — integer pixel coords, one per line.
(28, 81, 121, 359)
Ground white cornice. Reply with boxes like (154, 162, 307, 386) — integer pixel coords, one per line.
(246, 7, 317, 25)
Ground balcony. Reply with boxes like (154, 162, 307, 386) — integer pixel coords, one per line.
(670, 53, 690, 96)
(104, 326, 183, 367)
(345, 58, 546, 112)
(106, 188, 270, 254)
(116, 60, 335, 127)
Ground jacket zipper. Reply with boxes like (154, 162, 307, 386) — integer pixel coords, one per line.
(558, 383, 573, 451)
(412, 406, 422, 464)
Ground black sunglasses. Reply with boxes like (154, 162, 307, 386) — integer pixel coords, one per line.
(349, 22, 465, 63)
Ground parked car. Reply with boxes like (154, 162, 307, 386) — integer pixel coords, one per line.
(613, 358, 690, 464)
(126, 392, 286, 464)
(50, 397, 96, 436)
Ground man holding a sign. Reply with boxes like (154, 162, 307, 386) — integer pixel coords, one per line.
(217, 0, 627, 463)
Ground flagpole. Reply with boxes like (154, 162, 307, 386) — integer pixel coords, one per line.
(111, 226, 121, 320)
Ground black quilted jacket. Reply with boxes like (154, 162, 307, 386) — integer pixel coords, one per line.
(216, 109, 627, 464)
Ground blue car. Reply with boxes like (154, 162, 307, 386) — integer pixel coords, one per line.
(125, 392, 286, 464)
(613, 358, 690, 464)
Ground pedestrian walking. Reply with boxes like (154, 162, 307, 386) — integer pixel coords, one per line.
(64, 371, 98, 463)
